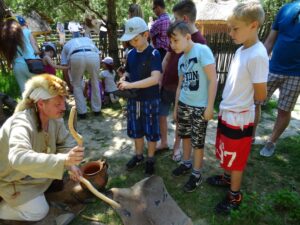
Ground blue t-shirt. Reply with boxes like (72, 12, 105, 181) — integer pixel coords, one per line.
(125, 45, 162, 100)
(270, 1, 300, 76)
(178, 43, 215, 107)
(14, 28, 38, 64)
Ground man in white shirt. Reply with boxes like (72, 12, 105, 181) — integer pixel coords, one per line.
(68, 21, 82, 38)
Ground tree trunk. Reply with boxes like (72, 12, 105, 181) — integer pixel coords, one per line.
(106, 0, 120, 67)
(0, 0, 11, 20)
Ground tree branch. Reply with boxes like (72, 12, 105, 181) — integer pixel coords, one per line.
(69, 0, 104, 21)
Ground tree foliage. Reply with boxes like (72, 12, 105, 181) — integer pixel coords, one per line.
(5, 0, 177, 28)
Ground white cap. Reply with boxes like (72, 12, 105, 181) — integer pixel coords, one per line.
(102, 57, 113, 65)
(119, 17, 148, 42)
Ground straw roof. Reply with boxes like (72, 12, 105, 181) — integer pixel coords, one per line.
(16, 11, 51, 32)
(195, 0, 238, 21)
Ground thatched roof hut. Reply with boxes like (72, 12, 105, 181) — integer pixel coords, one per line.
(17, 11, 52, 36)
(195, 0, 237, 35)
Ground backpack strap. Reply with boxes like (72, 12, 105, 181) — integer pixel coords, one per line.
(138, 48, 157, 80)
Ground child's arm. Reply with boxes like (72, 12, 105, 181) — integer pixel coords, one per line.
(253, 83, 267, 101)
(162, 52, 171, 73)
(118, 70, 160, 90)
(173, 74, 184, 122)
(44, 56, 69, 70)
(203, 64, 218, 121)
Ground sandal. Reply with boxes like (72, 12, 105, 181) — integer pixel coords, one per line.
(172, 150, 182, 162)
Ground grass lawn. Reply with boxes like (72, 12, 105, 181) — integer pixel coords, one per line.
(1, 71, 299, 225)
(70, 123, 300, 225)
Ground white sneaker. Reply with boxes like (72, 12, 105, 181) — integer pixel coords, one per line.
(260, 141, 276, 157)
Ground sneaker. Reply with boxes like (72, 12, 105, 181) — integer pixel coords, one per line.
(215, 192, 242, 214)
(172, 164, 192, 177)
(78, 113, 87, 119)
(260, 141, 276, 157)
(206, 175, 231, 187)
(183, 174, 202, 192)
(126, 155, 144, 170)
(93, 111, 101, 116)
(145, 160, 154, 175)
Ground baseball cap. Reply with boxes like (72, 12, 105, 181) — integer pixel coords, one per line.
(102, 57, 113, 65)
(42, 42, 57, 57)
(119, 17, 148, 42)
(16, 15, 26, 26)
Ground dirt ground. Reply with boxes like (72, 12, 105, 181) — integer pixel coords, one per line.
(70, 93, 300, 164)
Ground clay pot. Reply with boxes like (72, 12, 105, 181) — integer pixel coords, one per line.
(80, 160, 108, 190)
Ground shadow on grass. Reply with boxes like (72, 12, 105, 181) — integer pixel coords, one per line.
(71, 136, 300, 225)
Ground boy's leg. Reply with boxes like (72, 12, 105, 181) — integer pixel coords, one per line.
(215, 170, 243, 214)
(172, 102, 193, 176)
(145, 141, 157, 175)
(126, 137, 145, 170)
(156, 101, 171, 152)
(147, 141, 156, 158)
(183, 148, 203, 192)
(182, 138, 192, 162)
(230, 170, 243, 192)
(157, 115, 169, 150)
(126, 100, 145, 170)
(135, 137, 145, 155)
(210, 111, 253, 214)
(172, 137, 192, 176)
(172, 123, 182, 162)
(183, 107, 207, 192)
(144, 99, 161, 175)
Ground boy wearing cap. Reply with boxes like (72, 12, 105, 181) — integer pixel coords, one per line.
(118, 17, 162, 175)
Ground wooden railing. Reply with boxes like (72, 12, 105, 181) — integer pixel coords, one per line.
(0, 20, 272, 77)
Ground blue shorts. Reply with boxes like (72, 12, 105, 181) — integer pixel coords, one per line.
(127, 99, 160, 142)
(159, 100, 172, 116)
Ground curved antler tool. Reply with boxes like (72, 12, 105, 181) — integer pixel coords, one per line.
(68, 106, 121, 209)
(68, 106, 83, 146)
(78, 176, 121, 209)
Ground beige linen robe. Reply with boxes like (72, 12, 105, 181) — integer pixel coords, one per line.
(0, 109, 75, 207)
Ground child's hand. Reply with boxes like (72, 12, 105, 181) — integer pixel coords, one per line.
(173, 107, 178, 122)
(118, 81, 131, 90)
(204, 107, 214, 121)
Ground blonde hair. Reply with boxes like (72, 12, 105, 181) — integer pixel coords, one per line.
(15, 74, 68, 112)
(228, 1, 265, 26)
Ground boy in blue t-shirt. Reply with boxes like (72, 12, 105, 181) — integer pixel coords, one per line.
(118, 17, 162, 175)
(169, 21, 217, 192)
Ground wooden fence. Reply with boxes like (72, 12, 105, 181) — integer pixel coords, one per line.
(0, 20, 272, 80)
